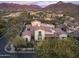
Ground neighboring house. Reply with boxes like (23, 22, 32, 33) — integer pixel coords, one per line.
(22, 20, 67, 42)
(68, 31, 79, 40)
(68, 31, 79, 38)
(55, 28, 67, 39)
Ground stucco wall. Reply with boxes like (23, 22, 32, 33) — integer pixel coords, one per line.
(59, 34, 67, 39)
(23, 35, 31, 42)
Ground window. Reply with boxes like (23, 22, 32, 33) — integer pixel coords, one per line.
(27, 28, 30, 31)
(39, 31, 42, 36)
(38, 31, 42, 40)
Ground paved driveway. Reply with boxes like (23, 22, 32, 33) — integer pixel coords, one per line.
(0, 36, 37, 58)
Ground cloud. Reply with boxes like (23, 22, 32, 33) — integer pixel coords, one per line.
(0, 1, 36, 5)
(33, 1, 57, 7)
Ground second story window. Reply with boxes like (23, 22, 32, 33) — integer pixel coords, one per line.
(27, 28, 30, 31)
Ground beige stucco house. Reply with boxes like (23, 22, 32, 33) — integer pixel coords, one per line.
(22, 20, 67, 42)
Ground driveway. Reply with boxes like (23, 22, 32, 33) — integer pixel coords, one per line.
(0, 35, 37, 58)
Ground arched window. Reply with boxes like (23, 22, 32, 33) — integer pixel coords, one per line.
(38, 31, 42, 40)
(39, 31, 42, 36)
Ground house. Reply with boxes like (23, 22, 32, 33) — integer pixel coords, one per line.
(68, 31, 79, 40)
(22, 20, 67, 42)
(68, 31, 79, 38)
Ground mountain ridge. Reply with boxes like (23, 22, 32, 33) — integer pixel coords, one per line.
(0, 3, 42, 10)
(0, 1, 79, 12)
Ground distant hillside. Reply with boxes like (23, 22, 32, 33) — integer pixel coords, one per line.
(0, 2, 79, 17)
(0, 3, 42, 11)
(43, 1, 79, 17)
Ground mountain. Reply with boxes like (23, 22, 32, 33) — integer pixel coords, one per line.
(0, 2, 79, 17)
(43, 1, 79, 17)
(0, 3, 42, 11)
(44, 1, 79, 11)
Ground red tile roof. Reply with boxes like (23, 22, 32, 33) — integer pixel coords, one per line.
(33, 24, 52, 32)
(22, 23, 67, 37)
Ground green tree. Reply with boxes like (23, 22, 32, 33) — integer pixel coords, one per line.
(13, 35, 27, 48)
(0, 19, 7, 37)
(35, 37, 79, 58)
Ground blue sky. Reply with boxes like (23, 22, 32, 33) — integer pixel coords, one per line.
(0, 1, 79, 7)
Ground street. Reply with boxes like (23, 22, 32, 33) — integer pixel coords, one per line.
(0, 36, 37, 58)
